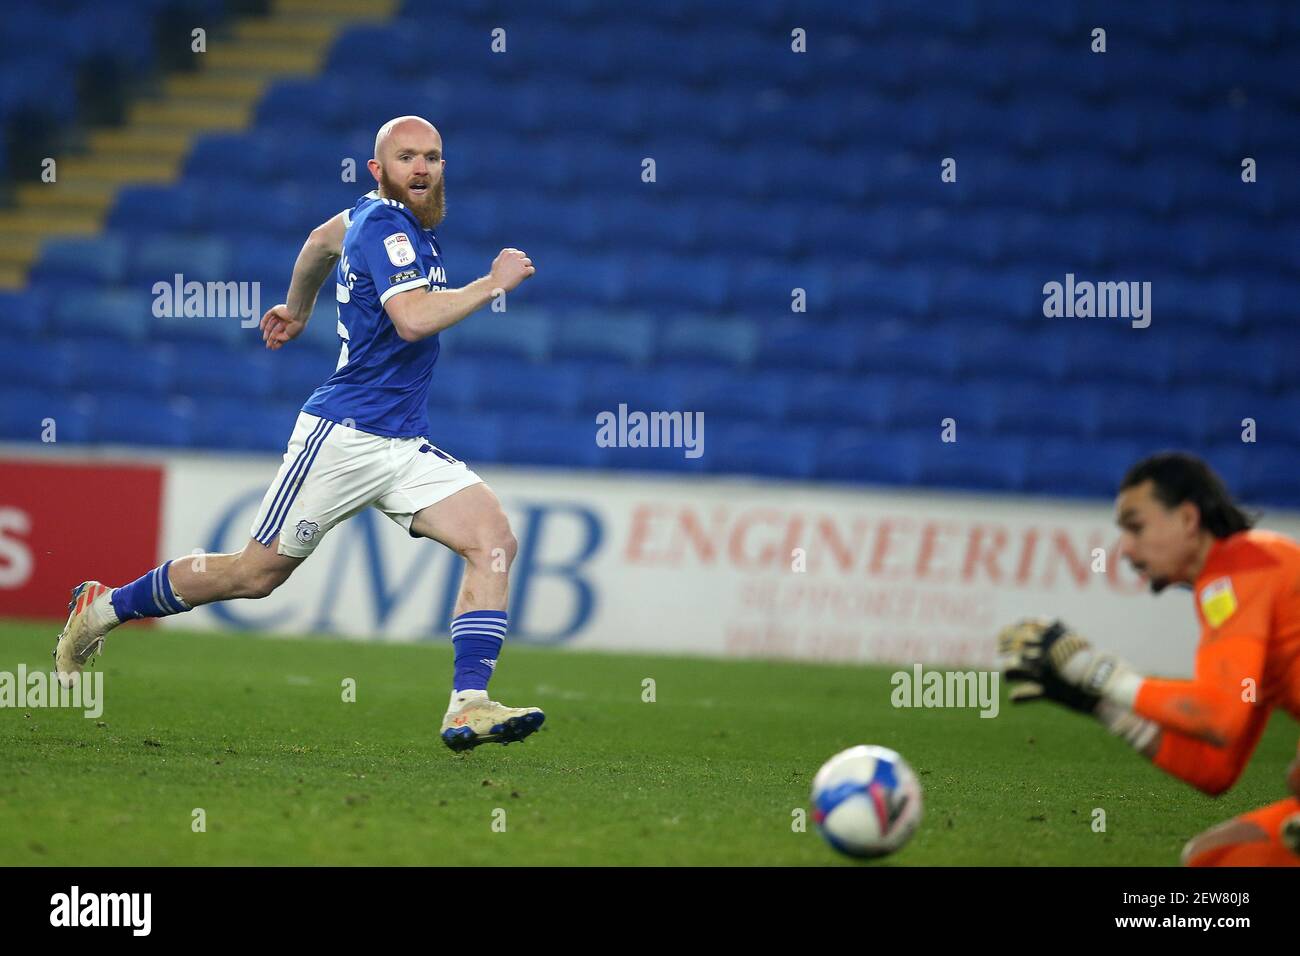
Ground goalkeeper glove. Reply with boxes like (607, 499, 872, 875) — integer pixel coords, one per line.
(997, 618, 1100, 714)
(998, 617, 1143, 710)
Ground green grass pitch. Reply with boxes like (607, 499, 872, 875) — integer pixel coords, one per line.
(0, 618, 1294, 865)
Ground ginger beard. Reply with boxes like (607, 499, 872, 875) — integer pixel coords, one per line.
(378, 164, 445, 229)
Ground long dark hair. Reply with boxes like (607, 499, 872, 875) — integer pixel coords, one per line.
(1120, 452, 1256, 539)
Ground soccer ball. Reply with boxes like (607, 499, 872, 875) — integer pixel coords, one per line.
(811, 745, 922, 859)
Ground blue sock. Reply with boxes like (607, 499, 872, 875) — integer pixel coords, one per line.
(110, 560, 191, 621)
(451, 610, 507, 691)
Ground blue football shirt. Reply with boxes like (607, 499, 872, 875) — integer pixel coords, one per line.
(301, 191, 448, 438)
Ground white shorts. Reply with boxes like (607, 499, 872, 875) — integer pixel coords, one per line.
(250, 412, 483, 557)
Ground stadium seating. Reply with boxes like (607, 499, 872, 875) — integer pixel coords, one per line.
(2, 0, 1299, 507)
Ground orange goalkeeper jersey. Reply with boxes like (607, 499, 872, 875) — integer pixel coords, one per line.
(1134, 529, 1300, 795)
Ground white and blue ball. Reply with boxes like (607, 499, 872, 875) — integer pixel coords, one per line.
(811, 745, 922, 859)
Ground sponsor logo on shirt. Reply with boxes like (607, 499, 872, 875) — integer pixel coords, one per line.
(384, 232, 415, 267)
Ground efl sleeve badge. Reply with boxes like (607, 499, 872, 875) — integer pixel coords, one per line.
(1199, 576, 1238, 629)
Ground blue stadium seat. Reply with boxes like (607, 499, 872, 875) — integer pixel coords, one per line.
(182, 343, 277, 399)
(228, 236, 300, 290)
(499, 415, 608, 469)
(623, 255, 730, 311)
(656, 315, 759, 368)
(424, 410, 505, 464)
(199, 184, 318, 239)
(734, 260, 830, 312)
(577, 367, 688, 419)
(256, 78, 352, 130)
(754, 322, 867, 373)
(52, 289, 151, 340)
(1023, 438, 1146, 499)
(603, 196, 703, 253)
(1072, 159, 1178, 216)
(694, 200, 799, 257)
(540, 254, 627, 307)
(148, 303, 251, 348)
(957, 327, 1069, 383)
(858, 323, 961, 377)
(895, 380, 998, 435)
(473, 361, 583, 416)
(814, 430, 925, 486)
(70, 339, 174, 396)
(978, 158, 1074, 211)
(1004, 212, 1109, 270)
(425, 358, 482, 412)
(0, 387, 93, 444)
(991, 382, 1102, 439)
(678, 370, 788, 422)
(127, 235, 231, 284)
(270, 348, 337, 401)
(325, 24, 428, 79)
(442, 308, 552, 362)
(550, 312, 654, 365)
(933, 269, 1039, 321)
(89, 395, 195, 448)
(31, 235, 128, 285)
(1198, 386, 1274, 447)
(1171, 335, 1278, 390)
(0, 289, 50, 341)
(185, 133, 278, 183)
(0, 339, 77, 390)
(600, 434, 709, 475)
(915, 435, 1030, 491)
(200, 397, 302, 453)
(1272, 345, 1300, 408)
(845, 266, 934, 317)
(1061, 328, 1175, 387)
(1246, 279, 1299, 327)
(708, 423, 820, 480)
(786, 375, 901, 429)
(1095, 385, 1210, 446)
(1232, 446, 1300, 509)
(108, 186, 200, 234)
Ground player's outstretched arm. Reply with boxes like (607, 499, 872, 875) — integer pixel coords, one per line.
(999, 618, 1164, 755)
(1149, 721, 1265, 796)
(260, 211, 348, 350)
(997, 616, 1264, 746)
(385, 247, 535, 342)
(998, 617, 1271, 795)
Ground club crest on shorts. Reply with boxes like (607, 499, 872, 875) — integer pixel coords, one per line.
(294, 520, 321, 544)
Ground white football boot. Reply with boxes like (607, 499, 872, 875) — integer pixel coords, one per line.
(440, 691, 545, 752)
(53, 581, 116, 688)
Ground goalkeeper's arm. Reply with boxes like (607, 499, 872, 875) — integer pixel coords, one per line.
(1088, 698, 1259, 797)
(999, 618, 1265, 794)
(1028, 661, 1254, 795)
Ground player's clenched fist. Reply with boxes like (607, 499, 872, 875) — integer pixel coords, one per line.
(490, 247, 535, 293)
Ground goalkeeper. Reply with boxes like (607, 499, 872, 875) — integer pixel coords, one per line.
(998, 452, 1300, 866)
